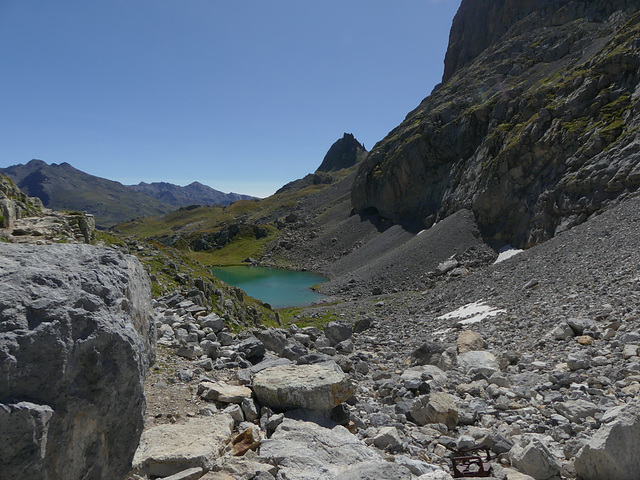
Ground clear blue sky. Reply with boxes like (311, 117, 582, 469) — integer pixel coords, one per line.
(0, 0, 461, 197)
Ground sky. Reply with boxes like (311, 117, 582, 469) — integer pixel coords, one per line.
(0, 0, 461, 198)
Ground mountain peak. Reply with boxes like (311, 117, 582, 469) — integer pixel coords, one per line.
(316, 133, 367, 173)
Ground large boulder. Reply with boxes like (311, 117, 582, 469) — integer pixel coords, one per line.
(409, 392, 458, 430)
(0, 244, 155, 480)
(509, 438, 561, 480)
(132, 414, 234, 477)
(259, 418, 411, 480)
(252, 363, 353, 411)
(575, 400, 640, 480)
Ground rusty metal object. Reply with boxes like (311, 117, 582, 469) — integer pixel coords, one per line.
(445, 444, 493, 478)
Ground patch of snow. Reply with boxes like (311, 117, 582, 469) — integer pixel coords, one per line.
(494, 245, 524, 264)
(437, 300, 506, 325)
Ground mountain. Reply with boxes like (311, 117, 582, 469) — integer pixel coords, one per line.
(317, 133, 367, 173)
(352, 0, 640, 248)
(129, 181, 254, 207)
(0, 160, 254, 228)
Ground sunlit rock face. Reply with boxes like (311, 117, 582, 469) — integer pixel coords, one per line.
(352, 0, 640, 248)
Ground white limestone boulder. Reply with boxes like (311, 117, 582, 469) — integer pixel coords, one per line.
(252, 363, 353, 411)
(132, 414, 234, 478)
(575, 400, 640, 480)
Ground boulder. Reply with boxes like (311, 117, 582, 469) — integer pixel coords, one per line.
(199, 313, 224, 332)
(575, 400, 640, 480)
(255, 328, 290, 355)
(509, 438, 561, 480)
(252, 363, 353, 411)
(236, 356, 292, 385)
(410, 341, 452, 367)
(324, 321, 353, 346)
(566, 317, 596, 336)
(197, 381, 253, 403)
(456, 330, 484, 354)
(0, 244, 155, 480)
(554, 399, 599, 423)
(401, 365, 448, 389)
(259, 418, 410, 480)
(132, 414, 234, 477)
(410, 392, 458, 430)
(236, 336, 266, 363)
(457, 350, 499, 377)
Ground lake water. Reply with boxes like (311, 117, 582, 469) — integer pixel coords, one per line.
(210, 266, 327, 309)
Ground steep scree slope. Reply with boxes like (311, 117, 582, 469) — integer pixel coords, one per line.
(352, 0, 640, 248)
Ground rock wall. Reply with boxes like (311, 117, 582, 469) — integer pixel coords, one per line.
(0, 174, 43, 228)
(0, 244, 156, 480)
(352, 1, 640, 247)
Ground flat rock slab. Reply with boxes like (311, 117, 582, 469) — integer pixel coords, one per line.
(252, 363, 353, 411)
(132, 414, 234, 478)
(198, 381, 253, 403)
(259, 418, 410, 479)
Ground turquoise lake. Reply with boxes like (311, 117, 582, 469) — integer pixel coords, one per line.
(210, 266, 327, 309)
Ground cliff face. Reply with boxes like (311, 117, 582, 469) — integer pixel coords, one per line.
(352, 0, 640, 247)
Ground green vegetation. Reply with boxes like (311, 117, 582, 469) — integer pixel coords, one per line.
(277, 305, 341, 328)
(0, 215, 5, 228)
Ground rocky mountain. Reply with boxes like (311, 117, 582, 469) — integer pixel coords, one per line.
(317, 133, 367, 173)
(0, 160, 254, 228)
(129, 181, 254, 208)
(352, 0, 640, 248)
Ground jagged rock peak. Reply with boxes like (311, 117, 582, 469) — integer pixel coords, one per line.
(317, 133, 367, 173)
(443, 0, 636, 83)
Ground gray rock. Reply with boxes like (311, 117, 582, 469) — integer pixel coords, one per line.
(372, 426, 403, 450)
(282, 340, 309, 361)
(457, 350, 499, 377)
(199, 313, 224, 332)
(0, 244, 155, 480)
(335, 461, 412, 480)
(256, 328, 289, 355)
(241, 397, 259, 422)
(197, 381, 253, 403)
(575, 400, 640, 480)
(410, 342, 452, 367)
(566, 317, 597, 336)
(0, 402, 54, 479)
(410, 393, 458, 430)
(237, 336, 266, 363)
(176, 343, 203, 359)
(199, 339, 221, 359)
(551, 323, 575, 340)
(554, 399, 599, 423)
(324, 321, 353, 346)
(259, 418, 408, 480)
(253, 364, 353, 411)
(235, 356, 292, 385)
(160, 467, 204, 480)
(509, 438, 561, 480)
(132, 414, 234, 477)
(566, 353, 591, 371)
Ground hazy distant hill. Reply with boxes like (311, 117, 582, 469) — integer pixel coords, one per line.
(0, 160, 254, 227)
(129, 181, 254, 208)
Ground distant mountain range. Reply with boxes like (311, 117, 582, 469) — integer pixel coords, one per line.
(0, 160, 255, 227)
